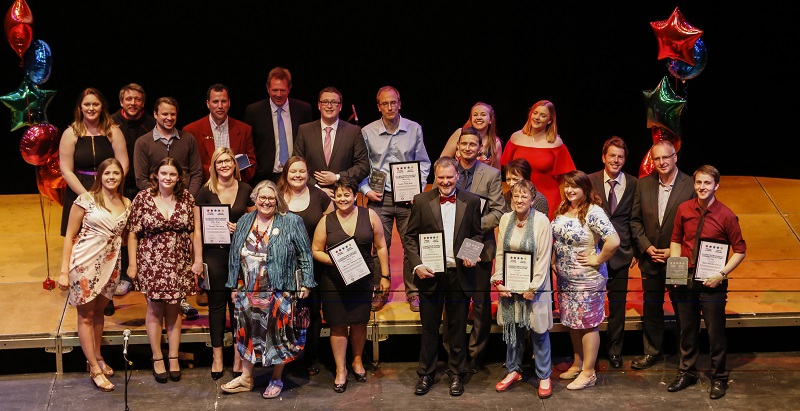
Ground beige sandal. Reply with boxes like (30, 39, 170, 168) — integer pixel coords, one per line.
(262, 379, 284, 399)
(221, 376, 253, 393)
(90, 371, 114, 392)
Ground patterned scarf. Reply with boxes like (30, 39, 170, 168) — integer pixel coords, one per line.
(499, 209, 537, 346)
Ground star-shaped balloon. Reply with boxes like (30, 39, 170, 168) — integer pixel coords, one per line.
(0, 78, 56, 131)
(650, 7, 703, 65)
(643, 75, 686, 136)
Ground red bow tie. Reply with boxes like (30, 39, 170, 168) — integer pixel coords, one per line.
(440, 195, 456, 204)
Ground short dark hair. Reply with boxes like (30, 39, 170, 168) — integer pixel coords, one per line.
(206, 83, 229, 100)
(602, 136, 628, 157)
(154, 96, 179, 114)
(693, 164, 720, 184)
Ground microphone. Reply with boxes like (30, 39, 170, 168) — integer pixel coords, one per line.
(122, 329, 131, 355)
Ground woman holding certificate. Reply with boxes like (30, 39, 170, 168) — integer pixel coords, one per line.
(311, 177, 389, 393)
(551, 170, 619, 391)
(491, 179, 553, 398)
(221, 180, 314, 399)
(193, 147, 254, 380)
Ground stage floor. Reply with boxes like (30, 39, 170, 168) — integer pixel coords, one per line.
(2, 176, 799, 371)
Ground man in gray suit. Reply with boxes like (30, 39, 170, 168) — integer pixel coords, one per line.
(293, 87, 369, 199)
(451, 127, 504, 373)
(589, 136, 637, 369)
(629, 140, 696, 369)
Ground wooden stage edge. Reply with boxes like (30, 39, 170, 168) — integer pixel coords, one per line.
(1, 175, 799, 374)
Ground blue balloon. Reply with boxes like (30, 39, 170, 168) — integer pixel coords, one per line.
(24, 39, 53, 85)
(666, 38, 707, 81)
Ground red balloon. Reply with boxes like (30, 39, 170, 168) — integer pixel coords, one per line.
(37, 154, 64, 205)
(4, 0, 33, 59)
(20, 123, 59, 165)
(651, 126, 681, 152)
(650, 7, 703, 65)
(638, 149, 655, 178)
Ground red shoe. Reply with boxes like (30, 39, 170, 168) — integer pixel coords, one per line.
(538, 377, 552, 398)
(495, 371, 522, 392)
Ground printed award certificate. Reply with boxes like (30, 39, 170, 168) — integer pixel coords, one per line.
(200, 205, 231, 245)
(695, 240, 730, 280)
(390, 161, 422, 203)
(327, 237, 371, 285)
(503, 251, 533, 293)
(419, 231, 446, 273)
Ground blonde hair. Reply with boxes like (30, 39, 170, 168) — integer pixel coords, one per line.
(521, 100, 558, 143)
(205, 147, 241, 194)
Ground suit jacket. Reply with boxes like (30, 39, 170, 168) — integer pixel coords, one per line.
(404, 188, 484, 297)
(630, 170, 696, 276)
(293, 119, 370, 188)
(589, 170, 637, 270)
(244, 98, 312, 181)
(183, 116, 257, 184)
(464, 161, 505, 261)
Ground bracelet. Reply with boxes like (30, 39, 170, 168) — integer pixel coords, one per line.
(719, 271, 728, 280)
(491, 280, 504, 287)
(381, 275, 391, 280)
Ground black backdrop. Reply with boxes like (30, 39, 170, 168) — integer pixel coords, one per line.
(2, 1, 797, 195)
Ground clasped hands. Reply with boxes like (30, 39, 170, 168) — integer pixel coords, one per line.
(495, 284, 534, 300)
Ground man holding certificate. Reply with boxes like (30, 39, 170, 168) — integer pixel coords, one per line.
(667, 165, 746, 400)
(404, 156, 483, 397)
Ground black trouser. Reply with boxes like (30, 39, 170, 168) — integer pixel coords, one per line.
(417, 267, 469, 378)
(205, 248, 235, 347)
(641, 270, 672, 356)
(605, 264, 630, 356)
(303, 263, 324, 367)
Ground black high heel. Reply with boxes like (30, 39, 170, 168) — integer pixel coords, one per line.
(168, 357, 181, 382)
(211, 371, 223, 380)
(151, 358, 167, 383)
(352, 363, 367, 382)
(333, 379, 348, 393)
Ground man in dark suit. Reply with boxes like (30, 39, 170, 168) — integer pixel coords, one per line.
(244, 67, 312, 184)
(183, 84, 257, 184)
(629, 140, 696, 369)
(293, 87, 369, 198)
(404, 156, 484, 397)
(589, 136, 637, 369)
(449, 127, 504, 373)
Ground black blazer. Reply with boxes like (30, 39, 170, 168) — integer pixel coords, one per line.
(630, 170, 696, 276)
(244, 97, 312, 182)
(404, 188, 484, 297)
(589, 171, 638, 270)
(293, 119, 370, 188)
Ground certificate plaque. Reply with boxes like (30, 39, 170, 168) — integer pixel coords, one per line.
(419, 231, 446, 273)
(666, 256, 689, 285)
(389, 161, 422, 204)
(200, 205, 231, 245)
(369, 168, 387, 197)
(456, 238, 484, 263)
(503, 251, 533, 293)
(694, 240, 730, 280)
(327, 237, 371, 285)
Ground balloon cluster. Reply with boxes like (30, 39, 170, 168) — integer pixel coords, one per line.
(0, 0, 63, 204)
(639, 7, 707, 177)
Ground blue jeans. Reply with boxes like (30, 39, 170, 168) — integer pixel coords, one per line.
(506, 327, 552, 380)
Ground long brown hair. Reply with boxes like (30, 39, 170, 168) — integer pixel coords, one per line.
(277, 156, 308, 201)
(71, 87, 116, 137)
(148, 157, 187, 200)
(462, 102, 499, 163)
(554, 170, 601, 225)
(521, 100, 558, 143)
(88, 158, 125, 210)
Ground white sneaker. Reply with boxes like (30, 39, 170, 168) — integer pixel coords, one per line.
(114, 280, 132, 296)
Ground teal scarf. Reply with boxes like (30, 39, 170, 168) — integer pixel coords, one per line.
(499, 209, 537, 346)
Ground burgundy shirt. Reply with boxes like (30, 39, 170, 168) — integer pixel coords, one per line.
(671, 198, 747, 268)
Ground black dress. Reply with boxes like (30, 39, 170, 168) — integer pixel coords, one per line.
(60, 135, 115, 236)
(320, 207, 374, 326)
(195, 181, 254, 347)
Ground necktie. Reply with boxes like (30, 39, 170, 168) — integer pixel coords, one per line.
(690, 208, 709, 267)
(276, 107, 289, 166)
(608, 179, 618, 213)
(323, 127, 332, 165)
(440, 195, 456, 204)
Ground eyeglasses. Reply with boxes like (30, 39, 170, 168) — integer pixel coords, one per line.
(379, 101, 398, 108)
(319, 100, 341, 107)
(215, 158, 234, 165)
(652, 153, 676, 163)
(257, 195, 277, 204)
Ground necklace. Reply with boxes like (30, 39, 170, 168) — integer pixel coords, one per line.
(516, 214, 529, 228)
(252, 217, 273, 251)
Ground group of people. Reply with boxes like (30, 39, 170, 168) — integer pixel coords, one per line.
(55, 66, 746, 401)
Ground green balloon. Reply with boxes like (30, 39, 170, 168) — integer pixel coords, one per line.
(0, 78, 57, 132)
(642, 76, 686, 137)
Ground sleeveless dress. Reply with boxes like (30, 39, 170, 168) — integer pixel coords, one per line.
(319, 207, 374, 326)
(551, 205, 616, 329)
(65, 193, 130, 306)
(61, 135, 115, 236)
(501, 140, 576, 220)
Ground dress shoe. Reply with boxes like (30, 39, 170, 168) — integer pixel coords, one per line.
(631, 354, 663, 370)
(168, 357, 181, 382)
(537, 377, 552, 399)
(104, 300, 115, 316)
(449, 375, 464, 396)
(558, 367, 581, 380)
(307, 365, 321, 376)
(709, 379, 728, 399)
(211, 371, 223, 380)
(151, 358, 168, 384)
(196, 290, 209, 306)
(333, 379, 348, 393)
(609, 355, 622, 369)
(414, 375, 433, 395)
(408, 294, 420, 312)
(352, 362, 368, 382)
(566, 372, 596, 390)
(495, 371, 522, 392)
(232, 371, 242, 379)
(371, 291, 389, 311)
(667, 373, 697, 392)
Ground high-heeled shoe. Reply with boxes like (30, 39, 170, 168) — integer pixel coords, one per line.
(352, 363, 367, 382)
(151, 358, 168, 384)
(211, 370, 223, 380)
(89, 370, 114, 392)
(232, 371, 242, 379)
(87, 359, 114, 377)
(333, 379, 348, 393)
(566, 372, 596, 390)
(168, 357, 181, 382)
(558, 367, 581, 380)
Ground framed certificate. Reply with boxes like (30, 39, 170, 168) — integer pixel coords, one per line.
(327, 237, 371, 285)
(503, 251, 533, 293)
(694, 239, 730, 280)
(200, 205, 231, 245)
(419, 231, 446, 273)
(389, 161, 422, 204)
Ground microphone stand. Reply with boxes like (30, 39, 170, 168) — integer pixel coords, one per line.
(124, 348, 132, 410)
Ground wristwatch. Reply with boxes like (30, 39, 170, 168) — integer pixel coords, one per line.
(719, 271, 728, 280)
(335, 173, 341, 181)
